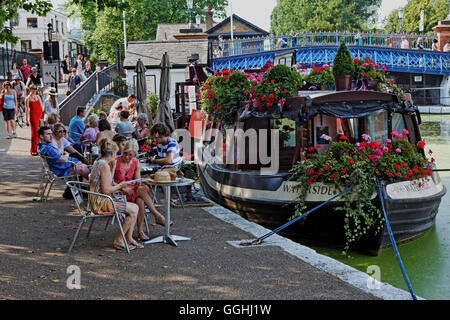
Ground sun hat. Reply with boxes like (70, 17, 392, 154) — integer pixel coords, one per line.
(45, 87, 58, 96)
(31, 67, 38, 72)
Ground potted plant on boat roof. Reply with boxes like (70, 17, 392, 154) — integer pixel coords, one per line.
(353, 57, 385, 90)
(253, 64, 302, 112)
(199, 69, 251, 126)
(332, 42, 355, 91)
(303, 64, 334, 90)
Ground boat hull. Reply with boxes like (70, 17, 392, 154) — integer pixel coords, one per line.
(197, 161, 446, 255)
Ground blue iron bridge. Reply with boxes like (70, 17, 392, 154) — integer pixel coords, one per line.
(211, 45, 450, 76)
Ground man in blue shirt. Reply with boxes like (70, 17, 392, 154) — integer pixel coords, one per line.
(149, 123, 182, 169)
(37, 126, 89, 179)
(68, 106, 86, 153)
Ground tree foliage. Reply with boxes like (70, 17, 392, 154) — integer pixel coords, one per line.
(270, 0, 381, 34)
(1, 0, 53, 43)
(384, 0, 449, 34)
(67, 0, 228, 62)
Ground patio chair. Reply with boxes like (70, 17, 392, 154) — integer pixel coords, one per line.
(35, 154, 79, 202)
(66, 181, 131, 253)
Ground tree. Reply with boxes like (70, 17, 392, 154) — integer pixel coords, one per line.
(0, 0, 53, 44)
(384, 0, 449, 34)
(67, 0, 228, 62)
(270, 0, 381, 34)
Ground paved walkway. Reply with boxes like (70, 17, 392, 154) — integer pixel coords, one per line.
(0, 117, 415, 301)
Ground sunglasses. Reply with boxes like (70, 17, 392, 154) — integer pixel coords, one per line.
(56, 130, 67, 133)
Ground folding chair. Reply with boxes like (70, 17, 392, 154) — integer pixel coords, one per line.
(35, 154, 79, 201)
(66, 181, 131, 253)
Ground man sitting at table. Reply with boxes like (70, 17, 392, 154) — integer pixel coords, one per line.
(148, 122, 182, 169)
(115, 110, 135, 137)
(37, 126, 90, 179)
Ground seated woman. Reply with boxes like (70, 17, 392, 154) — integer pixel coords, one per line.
(134, 113, 150, 149)
(82, 114, 99, 143)
(114, 139, 170, 241)
(52, 122, 86, 163)
(96, 119, 116, 145)
(89, 138, 142, 250)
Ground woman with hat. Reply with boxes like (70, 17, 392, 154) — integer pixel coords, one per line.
(43, 87, 59, 123)
(25, 84, 44, 156)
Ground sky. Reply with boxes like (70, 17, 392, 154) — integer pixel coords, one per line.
(225, 0, 408, 32)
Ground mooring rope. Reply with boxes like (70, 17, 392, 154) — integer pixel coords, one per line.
(375, 177, 418, 300)
(242, 184, 357, 246)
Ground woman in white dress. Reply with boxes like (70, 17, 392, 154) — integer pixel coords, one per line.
(76, 54, 86, 82)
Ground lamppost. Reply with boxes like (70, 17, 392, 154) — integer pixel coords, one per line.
(419, 8, 425, 33)
(47, 23, 53, 63)
(186, 0, 194, 29)
(196, 14, 201, 28)
(3, 27, 11, 79)
(398, 8, 403, 32)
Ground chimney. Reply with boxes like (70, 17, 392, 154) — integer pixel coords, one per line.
(205, 6, 213, 31)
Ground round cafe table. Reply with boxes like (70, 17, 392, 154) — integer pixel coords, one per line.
(142, 177, 194, 246)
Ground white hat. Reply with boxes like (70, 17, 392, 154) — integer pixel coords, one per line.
(45, 87, 58, 95)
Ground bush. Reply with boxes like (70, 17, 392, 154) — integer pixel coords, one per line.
(332, 42, 355, 76)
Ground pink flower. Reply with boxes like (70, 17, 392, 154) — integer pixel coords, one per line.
(395, 148, 402, 153)
(320, 134, 331, 141)
(374, 149, 382, 157)
(391, 131, 399, 137)
(385, 139, 391, 143)
(362, 134, 371, 141)
(383, 146, 389, 153)
(401, 129, 409, 135)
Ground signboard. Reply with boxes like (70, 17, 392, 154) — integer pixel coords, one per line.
(42, 62, 60, 85)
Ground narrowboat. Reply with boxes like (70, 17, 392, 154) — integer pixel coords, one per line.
(196, 90, 446, 255)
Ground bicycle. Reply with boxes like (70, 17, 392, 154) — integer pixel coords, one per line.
(15, 99, 26, 128)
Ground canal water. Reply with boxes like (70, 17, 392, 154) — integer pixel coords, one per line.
(310, 114, 450, 300)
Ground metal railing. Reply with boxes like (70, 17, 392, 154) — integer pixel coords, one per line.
(211, 31, 438, 58)
(0, 47, 42, 80)
(59, 64, 128, 125)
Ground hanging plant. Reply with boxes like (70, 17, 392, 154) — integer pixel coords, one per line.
(290, 131, 432, 253)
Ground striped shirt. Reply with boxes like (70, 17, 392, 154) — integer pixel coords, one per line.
(156, 137, 182, 168)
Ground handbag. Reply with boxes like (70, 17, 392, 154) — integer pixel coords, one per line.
(0, 95, 3, 112)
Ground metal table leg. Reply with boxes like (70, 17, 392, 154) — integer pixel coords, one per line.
(144, 185, 190, 246)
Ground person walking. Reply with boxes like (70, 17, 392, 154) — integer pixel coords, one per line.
(25, 84, 44, 155)
(26, 67, 44, 96)
(1, 81, 18, 139)
(61, 55, 70, 83)
(43, 87, 59, 123)
(84, 56, 91, 77)
(20, 58, 32, 84)
(10, 63, 23, 81)
(67, 68, 81, 95)
(75, 54, 86, 82)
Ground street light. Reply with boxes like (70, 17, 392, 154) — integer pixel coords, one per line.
(186, 0, 194, 29)
(47, 23, 53, 63)
(419, 8, 425, 33)
(398, 8, 403, 32)
(3, 27, 11, 79)
(196, 14, 201, 28)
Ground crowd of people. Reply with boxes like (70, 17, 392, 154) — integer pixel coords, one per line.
(33, 102, 181, 250)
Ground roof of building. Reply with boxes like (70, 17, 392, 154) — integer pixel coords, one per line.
(156, 23, 217, 41)
(206, 14, 269, 36)
(123, 39, 209, 68)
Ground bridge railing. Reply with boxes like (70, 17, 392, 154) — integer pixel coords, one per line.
(211, 32, 437, 59)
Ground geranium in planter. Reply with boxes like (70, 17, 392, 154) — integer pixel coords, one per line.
(303, 64, 334, 90)
(199, 69, 251, 126)
(353, 57, 385, 90)
(254, 64, 301, 111)
(332, 42, 355, 91)
(290, 131, 432, 253)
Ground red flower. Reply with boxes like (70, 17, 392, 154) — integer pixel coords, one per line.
(324, 165, 330, 171)
(308, 147, 315, 152)
(307, 168, 314, 176)
(429, 149, 433, 154)
(339, 135, 348, 141)
(331, 173, 338, 179)
(416, 140, 426, 150)
(341, 169, 347, 174)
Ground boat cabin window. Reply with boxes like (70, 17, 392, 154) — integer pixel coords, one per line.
(392, 113, 406, 136)
(271, 118, 297, 172)
(313, 115, 337, 152)
(358, 110, 388, 143)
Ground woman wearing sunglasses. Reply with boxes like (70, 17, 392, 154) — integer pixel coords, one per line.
(25, 84, 43, 156)
(51, 122, 86, 163)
